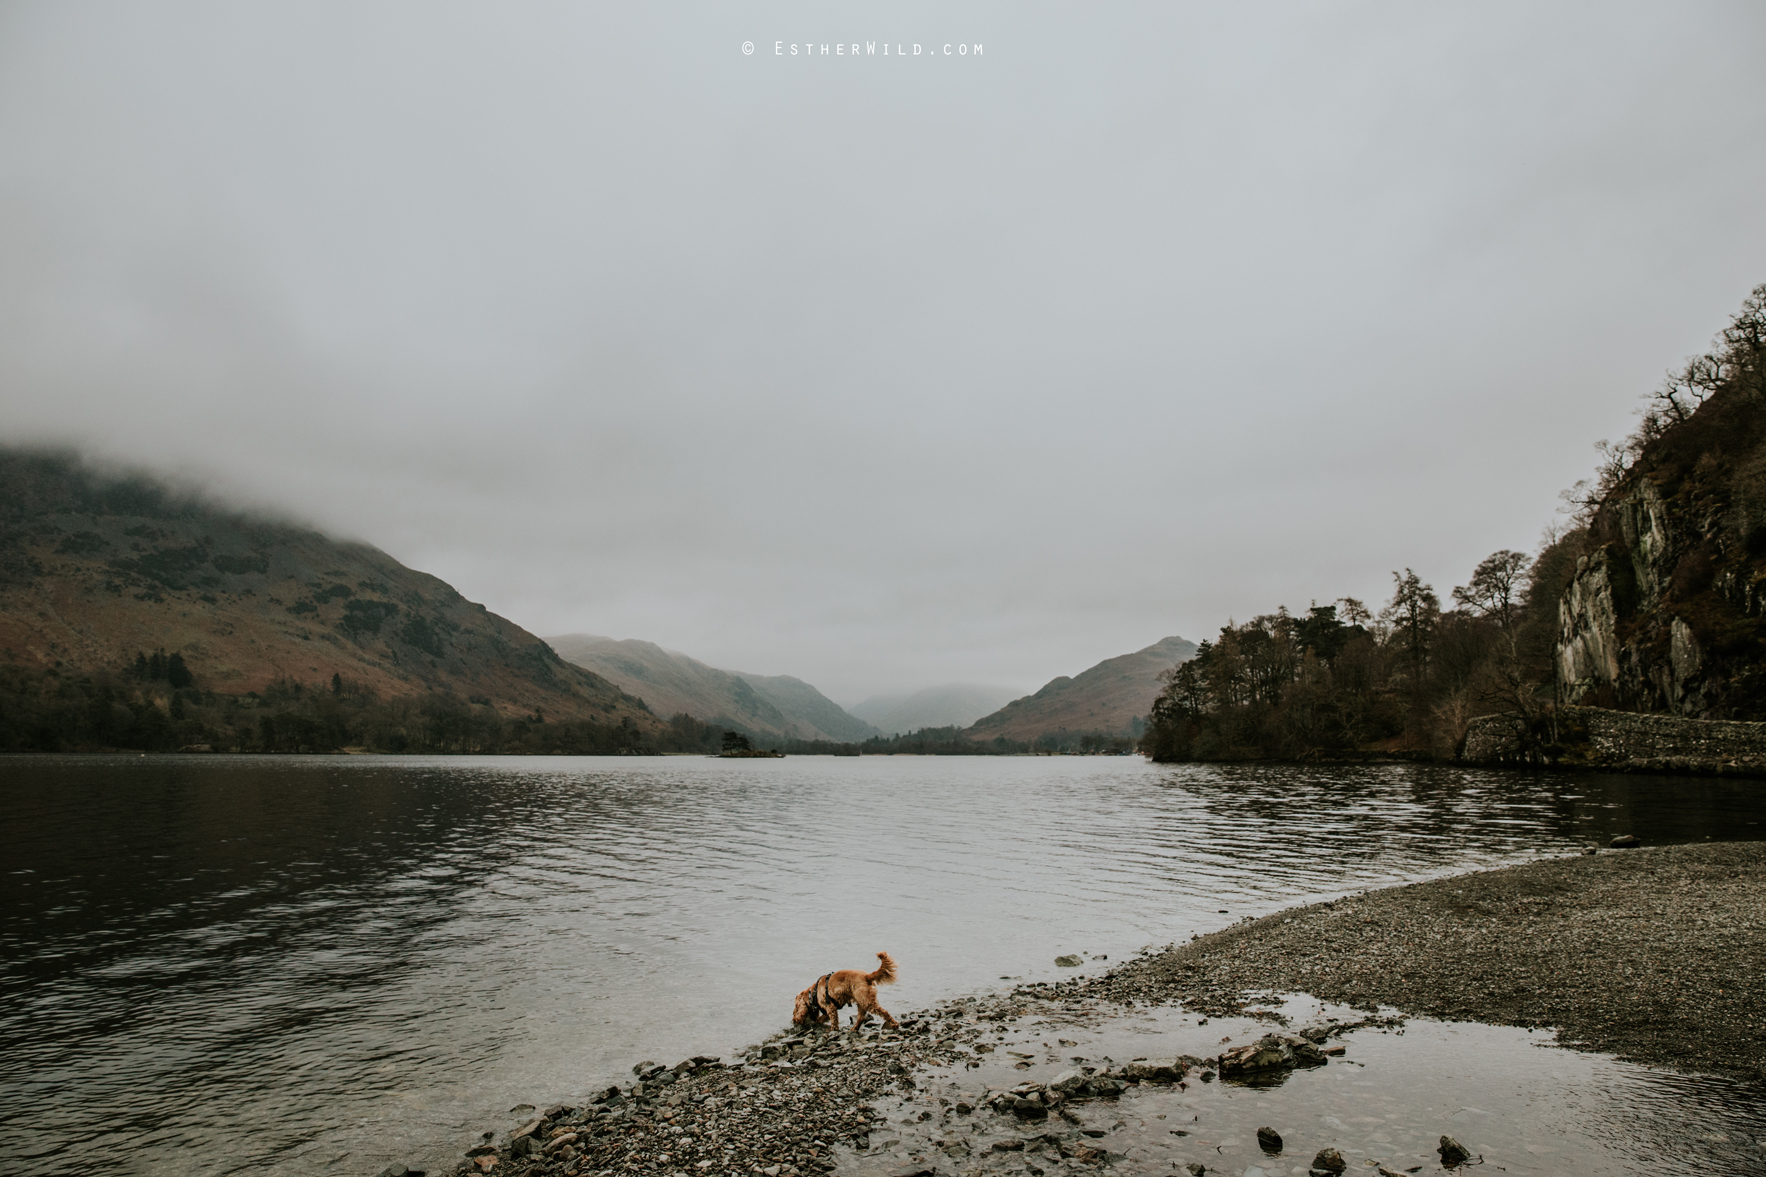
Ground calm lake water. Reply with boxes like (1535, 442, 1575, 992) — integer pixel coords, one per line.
(2, 754, 1762, 1176)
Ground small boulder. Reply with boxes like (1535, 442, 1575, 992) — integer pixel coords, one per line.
(1055, 954, 1083, 967)
(1311, 1146, 1347, 1173)
(1048, 1070, 1089, 1095)
(1438, 1135, 1472, 1166)
(1218, 1035, 1293, 1076)
(1610, 834, 1640, 849)
(1291, 1041, 1329, 1067)
(1256, 1126, 1282, 1154)
(1185, 1165, 1207, 1176)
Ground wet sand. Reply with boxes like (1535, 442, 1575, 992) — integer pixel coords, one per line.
(426, 842, 1766, 1177)
(1085, 840, 1766, 1079)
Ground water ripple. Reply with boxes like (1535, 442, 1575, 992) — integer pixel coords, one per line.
(1, 753, 1761, 1175)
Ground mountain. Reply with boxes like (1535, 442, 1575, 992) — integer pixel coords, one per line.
(734, 672, 879, 743)
(0, 449, 657, 729)
(849, 684, 1022, 735)
(547, 634, 876, 742)
(965, 635, 1198, 742)
(1556, 286, 1766, 718)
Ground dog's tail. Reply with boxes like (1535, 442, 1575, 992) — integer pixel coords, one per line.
(867, 951, 897, 985)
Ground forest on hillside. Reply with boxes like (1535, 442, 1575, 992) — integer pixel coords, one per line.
(1142, 283, 1766, 763)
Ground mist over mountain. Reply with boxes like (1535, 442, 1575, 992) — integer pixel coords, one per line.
(848, 685, 1023, 736)
(967, 635, 1199, 743)
(0, 449, 659, 750)
(548, 634, 876, 743)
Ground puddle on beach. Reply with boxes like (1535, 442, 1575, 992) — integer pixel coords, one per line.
(835, 997, 1766, 1177)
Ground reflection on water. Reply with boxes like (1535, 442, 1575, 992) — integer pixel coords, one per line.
(848, 997, 1766, 1176)
(1, 754, 1761, 1175)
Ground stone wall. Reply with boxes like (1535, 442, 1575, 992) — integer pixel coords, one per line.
(1464, 706, 1766, 776)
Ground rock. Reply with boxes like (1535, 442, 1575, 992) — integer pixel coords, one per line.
(1184, 1166, 1207, 1176)
(375, 1168, 411, 1177)
(1311, 1146, 1346, 1173)
(992, 1139, 1025, 1151)
(1291, 1041, 1328, 1067)
(465, 1145, 497, 1157)
(1438, 1135, 1472, 1165)
(1611, 834, 1641, 849)
(471, 1158, 497, 1173)
(886, 1166, 936, 1177)
(1123, 1061, 1184, 1082)
(1055, 954, 1083, 967)
(1217, 1035, 1293, 1076)
(1323, 1046, 1346, 1056)
(511, 1118, 544, 1141)
(1256, 1126, 1282, 1153)
(1048, 1069, 1088, 1094)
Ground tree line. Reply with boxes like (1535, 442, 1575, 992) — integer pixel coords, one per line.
(1142, 282, 1766, 762)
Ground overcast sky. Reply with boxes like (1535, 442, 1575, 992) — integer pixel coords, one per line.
(2, 2, 1763, 703)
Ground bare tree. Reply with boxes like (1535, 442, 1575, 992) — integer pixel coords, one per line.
(1451, 550, 1530, 633)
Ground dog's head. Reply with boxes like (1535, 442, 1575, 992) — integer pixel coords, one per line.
(792, 987, 827, 1026)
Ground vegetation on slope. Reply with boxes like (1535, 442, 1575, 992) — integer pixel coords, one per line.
(0, 450, 659, 751)
(1143, 284, 1766, 762)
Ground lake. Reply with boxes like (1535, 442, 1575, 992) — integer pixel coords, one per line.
(2, 754, 1761, 1175)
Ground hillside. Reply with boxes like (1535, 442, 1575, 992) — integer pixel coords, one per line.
(966, 635, 1198, 742)
(1555, 285, 1766, 719)
(548, 634, 875, 742)
(0, 450, 657, 730)
(735, 672, 878, 743)
(849, 684, 1021, 735)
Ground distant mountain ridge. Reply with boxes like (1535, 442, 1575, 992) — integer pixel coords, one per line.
(547, 634, 877, 742)
(966, 635, 1198, 741)
(849, 684, 1022, 735)
(0, 450, 658, 728)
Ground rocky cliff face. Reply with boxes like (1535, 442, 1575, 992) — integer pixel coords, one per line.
(1555, 295, 1766, 719)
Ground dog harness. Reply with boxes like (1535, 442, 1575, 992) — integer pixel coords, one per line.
(813, 973, 837, 1019)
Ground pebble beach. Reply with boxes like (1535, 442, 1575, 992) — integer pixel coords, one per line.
(401, 841, 1765, 1177)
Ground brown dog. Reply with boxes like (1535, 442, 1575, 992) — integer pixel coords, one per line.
(792, 952, 898, 1032)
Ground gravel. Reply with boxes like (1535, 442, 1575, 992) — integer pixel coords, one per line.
(425, 1020, 972, 1177)
(406, 841, 1765, 1177)
(1081, 840, 1766, 1080)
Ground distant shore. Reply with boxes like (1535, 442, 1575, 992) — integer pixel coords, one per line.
(1082, 840, 1766, 1080)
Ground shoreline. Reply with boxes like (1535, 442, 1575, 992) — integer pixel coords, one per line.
(1080, 839, 1766, 1080)
(414, 841, 1764, 1177)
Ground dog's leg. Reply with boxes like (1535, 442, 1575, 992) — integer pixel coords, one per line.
(869, 999, 898, 1030)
